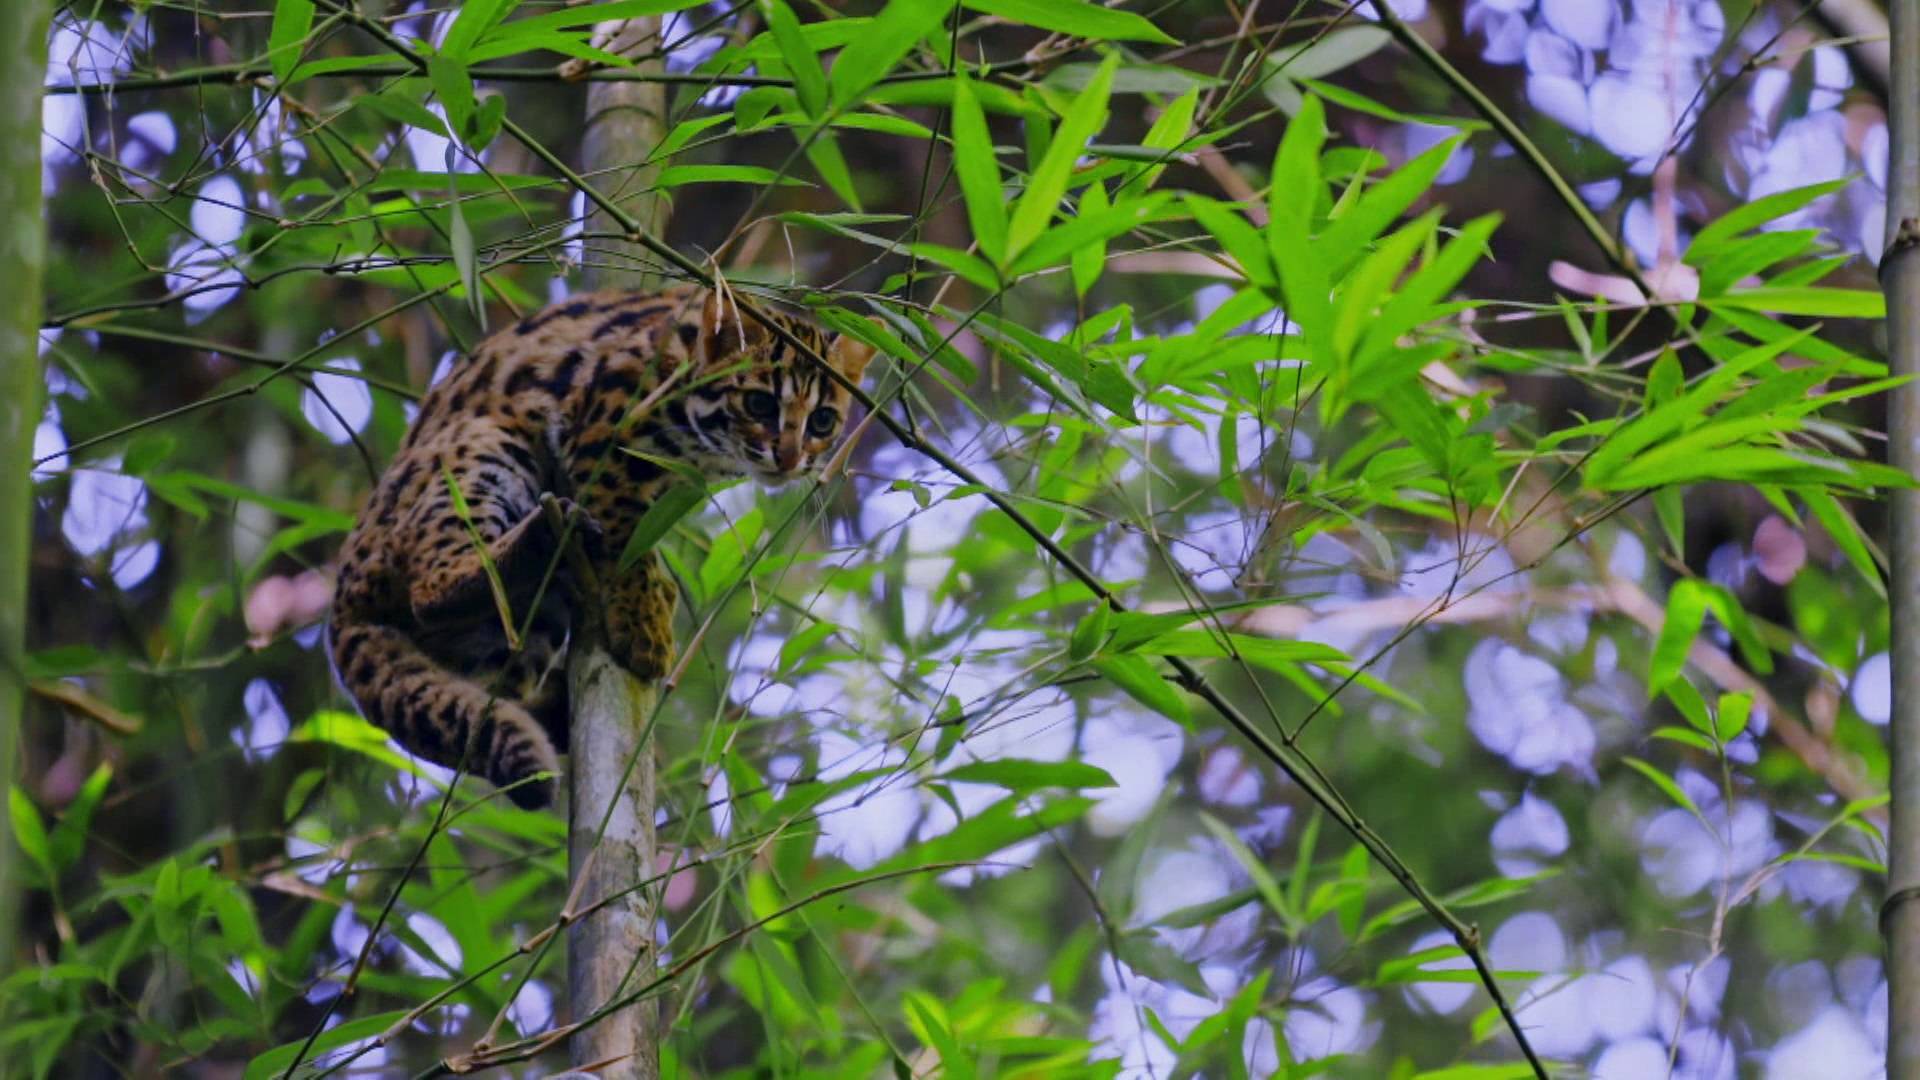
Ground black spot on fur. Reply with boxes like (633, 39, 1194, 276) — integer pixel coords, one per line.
(596, 368, 639, 398)
(501, 440, 540, 477)
(545, 349, 584, 397)
(594, 309, 653, 339)
(520, 299, 594, 334)
(504, 366, 541, 396)
(623, 453, 664, 482)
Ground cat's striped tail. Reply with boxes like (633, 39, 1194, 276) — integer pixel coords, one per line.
(326, 617, 560, 808)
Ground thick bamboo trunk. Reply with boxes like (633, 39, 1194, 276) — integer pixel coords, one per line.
(566, 17, 670, 1078)
(0, 0, 52, 975)
(1885, 0, 1920, 1075)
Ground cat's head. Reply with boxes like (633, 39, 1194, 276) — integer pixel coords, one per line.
(670, 287, 877, 481)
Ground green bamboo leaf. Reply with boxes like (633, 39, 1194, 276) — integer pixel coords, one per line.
(1698, 581, 1771, 675)
(1358, 213, 1499, 365)
(1607, 443, 1851, 489)
(805, 132, 863, 210)
(1069, 598, 1111, 661)
(618, 482, 706, 573)
(441, 0, 523, 61)
(907, 241, 999, 291)
(1303, 77, 1489, 131)
(145, 472, 353, 530)
(1622, 756, 1707, 825)
(1114, 930, 1211, 995)
(1716, 692, 1753, 743)
(1267, 96, 1331, 344)
(950, 68, 1008, 264)
(470, 94, 506, 149)
(655, 164, 812, 187)
(244, 1011, 412, 1080)
(1153, 885, 1260, 928)
(448, 195, 482, 322)
(1664, 674, 1711, 733)
(1799, 487, 1885, 592)
(1183, 194, 1274, 289)
(1266, 24, 1391, 80)
(48, 764, 110, 873)
(426, 56, 475, 142)
(1412, 1063, 1546, 1080)
(1584, 330, 1811, 486)
(1132, 628, 1347, 668)
(1711, 285, 1886, 318)
(1198, 813, 1295, 928)
(1091, 654, 1191, 724)
(464, 29, 629, 66)
(964, 0, 1176, 42)
(1008, 191, 1173, 278)
(1317, 134, 1463, 278)
(121, 433, 177, 476)
(760, 0, 827, 117)
(1652, 725, 1719, 753)
(9, 787, 53, 885)
(1007, 53, 1117, 260)
(826, 0, 956, 110)
(697, 506, 765, 599)
(478, 0, 705, 40)
(268, 0, 316, 84)
(1685, 178, 1849, 257)
(1695, 230, 1820, 296)
(871, 795, 1093, 878)
(1649, 579, 1708, 694)
(1331, 209, 1439, 364)
(939, 759, 1117, 793)
(1121, 86, 1198, 193)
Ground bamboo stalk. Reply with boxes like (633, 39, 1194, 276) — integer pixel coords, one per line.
(575, 19, 671, 293)
(1884, 0, 1920, 1072)
(0, 0, 51, 975)
(566, 16, 671, 1078)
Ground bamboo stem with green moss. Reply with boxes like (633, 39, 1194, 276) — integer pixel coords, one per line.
(0, 0, 52, 977)
(1884, 0, 1920, 1072)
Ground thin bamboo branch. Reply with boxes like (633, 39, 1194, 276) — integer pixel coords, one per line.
(1812, 0, 1892, 96)
(44, 57, 1030, 96)
(0, 0, 52, 977)
(1882, 0, 1919, 1071)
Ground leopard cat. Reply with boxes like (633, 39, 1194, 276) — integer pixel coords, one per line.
(328, 285, 876, 808)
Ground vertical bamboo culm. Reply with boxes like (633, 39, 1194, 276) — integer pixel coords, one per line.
(566, 18, 670, 1079)
(0, 0, 53, 977)
(1884, 0, 1919, 1074)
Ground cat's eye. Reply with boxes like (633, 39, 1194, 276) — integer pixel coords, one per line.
(806, 407, 838, 438)
(741, 390, 779, 424)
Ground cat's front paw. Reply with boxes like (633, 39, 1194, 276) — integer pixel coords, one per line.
(545, 491, 602, 541)
(540, 494, 606, 558)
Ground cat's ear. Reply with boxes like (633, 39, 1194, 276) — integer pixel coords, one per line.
(827, 320, 880, 385)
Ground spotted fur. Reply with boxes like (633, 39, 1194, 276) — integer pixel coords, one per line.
(328, 286, 875, 807)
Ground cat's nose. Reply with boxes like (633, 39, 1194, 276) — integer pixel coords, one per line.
(775, 443, 802, 472)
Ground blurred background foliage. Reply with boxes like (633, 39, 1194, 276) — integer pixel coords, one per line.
(11, 0, 1905, 1076)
